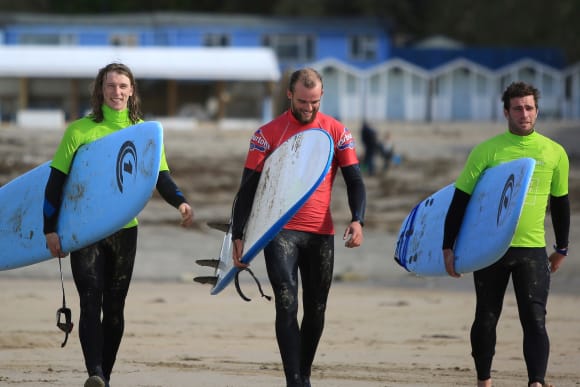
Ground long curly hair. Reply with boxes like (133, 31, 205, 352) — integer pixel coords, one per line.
(89, 62, 142, 124)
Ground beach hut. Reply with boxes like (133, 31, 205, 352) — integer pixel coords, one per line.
(310, 58, 365, 122)
(429, 58, 496, 121)
(563, 61, 580, 119)
(495, 58, 564, 120)
(364, 58, 430, 121)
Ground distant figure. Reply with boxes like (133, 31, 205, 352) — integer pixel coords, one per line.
(379, 131, 395, 172)
(360, 121, 379, 175)
(361, 121, 396, 176)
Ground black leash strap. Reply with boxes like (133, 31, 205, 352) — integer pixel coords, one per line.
(234, 268, 271, 302)
(56, 257, 73, 348)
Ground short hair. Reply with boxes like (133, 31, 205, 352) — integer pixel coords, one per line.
(288, 67, 323, 93)
(502, 81, 540, 110)
(90, 62, 142, 124)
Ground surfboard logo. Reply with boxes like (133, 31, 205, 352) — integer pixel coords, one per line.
(497, 174, 515, 226)
(116, 141, 138, 193)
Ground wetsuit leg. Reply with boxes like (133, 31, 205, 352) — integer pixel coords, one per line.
(470, 253, 511, 381)
(71, 240, 106, 378)
(510, 248, 550, 386)
(71, 227, 137, 382)
(264, 230, 302, 386)
(298, 233, 334, 385)
(101, 227, 137, 381)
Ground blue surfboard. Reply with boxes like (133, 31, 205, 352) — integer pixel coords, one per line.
(394, 157, 536, 276)
(195, 129, 334, 295)
(0, 121, 163, 271)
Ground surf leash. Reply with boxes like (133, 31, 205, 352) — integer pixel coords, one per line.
(234, 268, 271, 302)
(56, 256, 74, 348)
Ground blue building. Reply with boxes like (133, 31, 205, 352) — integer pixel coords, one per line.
(1, 12, 389, 70)
(0, 12, 577, 126)
(0, 12, 389, 126)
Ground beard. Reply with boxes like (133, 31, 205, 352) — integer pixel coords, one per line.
(290, 104, 318, 125)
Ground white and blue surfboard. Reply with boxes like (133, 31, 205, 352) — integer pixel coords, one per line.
(394, 157, 536, 276)
(0, 121, 163, 271)
(199, 129, 334, 296)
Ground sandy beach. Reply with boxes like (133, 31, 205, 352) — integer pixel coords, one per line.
(1, 120, 579, 386)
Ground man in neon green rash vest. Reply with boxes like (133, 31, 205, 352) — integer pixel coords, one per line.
(43, 63, 194, 387)
(442, 82, 570, 387)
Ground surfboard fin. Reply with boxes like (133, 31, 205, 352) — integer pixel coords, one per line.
(206, 221, 230, 232)
(193, 276, 218, 285)
(195, 259, 220, 268)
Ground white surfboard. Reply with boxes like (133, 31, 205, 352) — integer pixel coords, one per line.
(0, 121, 163, 271)
(394, 157, 536, 276)
(194, 129, 334, 295)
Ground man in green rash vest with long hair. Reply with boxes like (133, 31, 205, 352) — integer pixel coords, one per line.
(442, 81, 570, 387)
(43, 63, 194, 387)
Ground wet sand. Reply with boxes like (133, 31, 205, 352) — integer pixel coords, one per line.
(1, 120, 579, 386)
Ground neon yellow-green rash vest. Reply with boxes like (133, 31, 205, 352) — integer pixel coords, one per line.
(50, 104, 169, 228)
(455, 130, 569, 247)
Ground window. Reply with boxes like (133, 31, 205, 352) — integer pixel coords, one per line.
(565, 75, 572, 100)
(262, 34, 314, 62)
(476, 74, 487, 94)
(349, 35, 377, 61)
(109, 34, 138, 46)
(542, 74, 554, 95)
(412, 74, 423, 94)
(19, 33, 76, 45)
(203, 33, 230, 47)
(346, 74, 357, 93)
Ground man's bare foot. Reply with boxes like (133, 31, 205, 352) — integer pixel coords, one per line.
(477, 379, 491, 387)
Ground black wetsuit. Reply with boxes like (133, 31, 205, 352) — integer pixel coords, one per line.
(44, 168, 187, 383)
(233, 164, 365, 386)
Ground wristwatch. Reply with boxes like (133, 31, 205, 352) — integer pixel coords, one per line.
(553, 244, 568, 256)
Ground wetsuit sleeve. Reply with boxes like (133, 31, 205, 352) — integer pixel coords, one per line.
(231, 168, 260, 240)
(341, 164, 366, 226)
(156, 170, 187, 209)
(43, 167, 67, 234)
(442, 188, 471, 249)
(550, 194, 570, 248)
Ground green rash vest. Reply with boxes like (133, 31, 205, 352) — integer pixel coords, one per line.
(50, 104, 169, 228)
(455, 130, 569, 248)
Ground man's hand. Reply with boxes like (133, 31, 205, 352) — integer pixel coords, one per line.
(443, 248, 461, 278)
(232, 239, 249, 268)
(548, 251, 566, 272)
(343, 221, 363, 248)
(178, 203, 194, 227)
(45, 232, 67, 258)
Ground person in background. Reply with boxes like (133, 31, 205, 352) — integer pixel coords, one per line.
(360, 120, 379, 175)
(379, 131, 395, 173)
(442, 81, 570, 387)
(231, 67, 366, 387)
(43, 63, 193, 387)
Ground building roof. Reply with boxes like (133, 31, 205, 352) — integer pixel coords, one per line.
(0, 45, 281, 81)
(391, 47, 567, 70)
